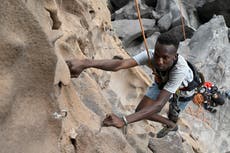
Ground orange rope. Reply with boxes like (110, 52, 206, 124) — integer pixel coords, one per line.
(134, 0, 156, 74)
(178, 0, 186, 40)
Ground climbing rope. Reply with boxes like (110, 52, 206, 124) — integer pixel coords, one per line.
(134, 0, 156, 75)
(178, 0, 186, 40)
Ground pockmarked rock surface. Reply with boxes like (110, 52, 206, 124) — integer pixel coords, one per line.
(178, 15, 230, 153)
(0, 0, 230, 153)
(0, 0, 150, 153)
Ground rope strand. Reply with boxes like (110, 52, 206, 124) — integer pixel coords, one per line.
(178, 0, 186, 40)
(134, 0, 156, 74)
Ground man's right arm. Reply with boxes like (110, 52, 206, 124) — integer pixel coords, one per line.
(66, 58, 138, 78)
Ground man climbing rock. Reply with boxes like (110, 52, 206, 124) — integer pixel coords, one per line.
(66, 26, 199, 138)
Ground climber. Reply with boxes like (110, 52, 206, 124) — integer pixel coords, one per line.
(66, 26, 199, 138)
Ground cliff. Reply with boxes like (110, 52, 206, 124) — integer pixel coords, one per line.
(0, 0, 229, 153)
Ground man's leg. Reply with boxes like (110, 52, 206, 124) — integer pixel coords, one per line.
(168, 98, 181, 123)
(168, 99, 191, 123)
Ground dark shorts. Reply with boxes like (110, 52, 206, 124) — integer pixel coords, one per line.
(145, 83, 190, 111)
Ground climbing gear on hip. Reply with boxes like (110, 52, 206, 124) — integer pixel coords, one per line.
(180, 61, 204, 91)
(193, 93, 205, 105)
(193, 81, 225, 114)
(199, 82, 225, 106)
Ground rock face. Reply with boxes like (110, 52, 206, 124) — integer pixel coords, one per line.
(197, 0, 230, 27)
(0, 0, 230, 153)
(179, 16, 230, 153)
(112, 19, 156, 47)
(0, 1, 61, 153)
(148, 133, 185, 153)
(0, 0, 150, 153)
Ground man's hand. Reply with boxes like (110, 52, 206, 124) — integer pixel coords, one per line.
(103, 113, 125, 128)
(66, 59, 85, 78)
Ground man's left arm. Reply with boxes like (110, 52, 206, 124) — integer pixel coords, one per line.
(103, 89, 172, 128)
(125, 89, 171, 124)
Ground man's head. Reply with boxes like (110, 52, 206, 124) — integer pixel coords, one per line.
(153, 26, 194, 71)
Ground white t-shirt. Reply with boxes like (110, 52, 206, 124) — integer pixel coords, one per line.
(133, 49, 194, 94)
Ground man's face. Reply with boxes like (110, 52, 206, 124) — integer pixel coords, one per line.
(153, 42, 177, 71)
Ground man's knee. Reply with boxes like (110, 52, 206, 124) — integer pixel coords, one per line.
(168, 113, 179, 123)
(168, 102, 180, 123)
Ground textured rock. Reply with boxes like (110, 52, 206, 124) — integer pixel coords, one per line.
(148, 133, 185, 153)
(0, 1, 61, 153)
(111, 1, 154, 20)
(197, 0, 230, 27)
(1, 0, 230, 153)
(112, 19, 156, 47)
(157, 12, 173, 32)
(0, 0, 152, 152)
(178, 15, 230, 153)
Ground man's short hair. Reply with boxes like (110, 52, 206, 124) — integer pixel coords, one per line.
(157, 25, 195, 48)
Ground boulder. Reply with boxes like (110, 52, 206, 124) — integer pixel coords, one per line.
(111, 1, 154, 21)
(112, 19, 157, 47)
(197, 0, 230, 27)
(109, 0, 130, 11)
(148, 133, 185, 153)
(157, 12, 173, 32)
(178, 15, 230, 153)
